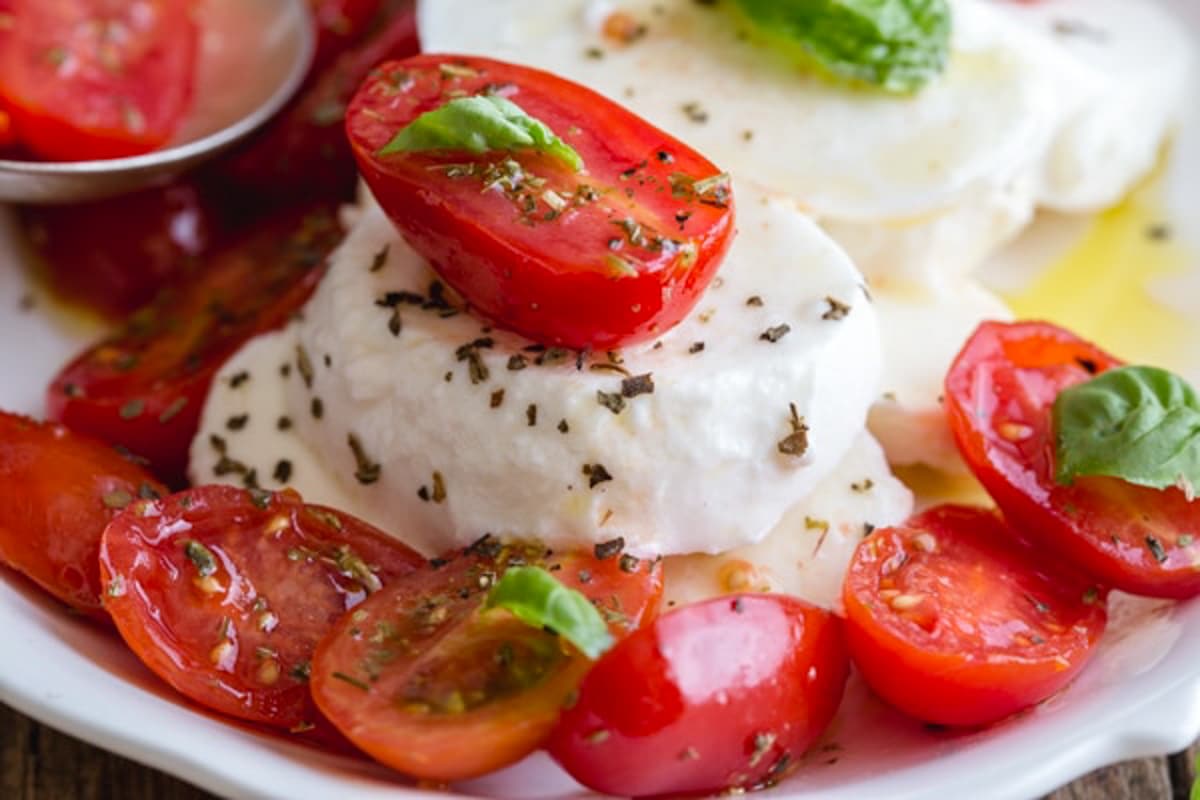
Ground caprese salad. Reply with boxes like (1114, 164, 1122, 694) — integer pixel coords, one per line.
(0, 0, 1197, 796)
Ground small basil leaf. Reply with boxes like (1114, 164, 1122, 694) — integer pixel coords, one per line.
(1053, 365, 1200, 493)
(378, 94, 584, 172)
(485, 566, 614, 660)
(730, 0, 952, 94)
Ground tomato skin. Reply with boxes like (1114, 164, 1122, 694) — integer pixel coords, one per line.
(945, 321, 1200, 599)
(0, 0, 198, 161)
(312, 539, 663, 782)
(0, 411, 167, 617)
(309, 0, 383, 73)
(45, 205, 342, 484)
(548, 594, 848, 797)
(347, 55, 735, 350)
(21, 182, 216, 318)
(214, 1, 418, 208)
(99, 485, 425, 728)
(843, 505, 1108, 728)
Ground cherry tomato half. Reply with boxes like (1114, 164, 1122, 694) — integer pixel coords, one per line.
(312, 537, 664, 782)
(945, 320, 1200, 599)
(0, 411, 167, 617)
(548, 594, 848, 797)
(0, 0, 198, 161)
(347, 54, 735, 350)
(21, 182, 216, 319)
(99, 485, 425, 729)
(843, 504, 1107, 727)
(46, 204, 343, 483)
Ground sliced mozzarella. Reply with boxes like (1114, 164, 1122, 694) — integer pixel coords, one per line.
(867, 280, 1013, 473)
(994, 0, 1195, 212)
(662, 432, 913, 613)
(191, 179, 881, 557)
(419, 0, 1058, 283)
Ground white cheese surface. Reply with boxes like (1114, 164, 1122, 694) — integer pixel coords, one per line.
(191, 181, 881, 557)
(867, 280, 1013, 473)
(663, 431, 913, 613)
(996, 0, 1195, 212)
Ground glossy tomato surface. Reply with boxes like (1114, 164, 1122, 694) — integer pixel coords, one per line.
(46, 205, 343, 483)
(0, 0, 198, 161)
(347, 54, 735, 350)
(312, 537, 663, 782)
(843, 505, 1108, 727)
(548, 594, 848, 797)
(21, 182, 216, 318)
(100, 485, 425, 729)
(0, 411, 167, 617)
(945, 320, 1200, 598)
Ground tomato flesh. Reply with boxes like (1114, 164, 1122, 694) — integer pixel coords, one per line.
(945, 320, 1200, 598)
(0, 411, 167, 616)
(548, 594, 848, 797)
(45, 204, 343, 483)
(0, 0, 198, 161)
(347, 54, 735, 350)
(312, 537, 663, 782)
(99, 485, 425, 728)
(843, 504, 1108, 727)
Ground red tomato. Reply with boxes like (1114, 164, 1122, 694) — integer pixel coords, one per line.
(945, 320, 1200, 598)
(214, 1, 418, 208)
(347, 55, 736, 350)
(0, 411, 167, 616)
(309, 0, 383, 73)
(45, 204, 343, 483)
(548, 594, 848, 797)
(0, 0, 198, 161)
(311, 537, 664, 782)
(843, 505, 1108, 727)
(99, 485, 425, 729)
(21, 181, 216, 318)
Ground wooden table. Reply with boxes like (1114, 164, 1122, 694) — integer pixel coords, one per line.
(1, 703, 1195, 799)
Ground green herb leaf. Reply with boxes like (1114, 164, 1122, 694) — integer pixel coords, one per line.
(485, 566, 613, 660)
(1053, 365, 1200, 492)
(730, 0, 952, 94)
(379, 94, 584, 171)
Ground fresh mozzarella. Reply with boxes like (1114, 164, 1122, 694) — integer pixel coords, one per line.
(867, 280, 1012, 473)
(191, 180, 881, 557)
(419, 0, 1058, 284)
(994, 0, 1195, 212)
(663, 432, 913, 613)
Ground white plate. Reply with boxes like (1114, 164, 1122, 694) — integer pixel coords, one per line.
(2, 3, 1200, 797)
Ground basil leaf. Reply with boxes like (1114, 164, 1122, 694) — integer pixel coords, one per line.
(378, 94, 584, 171)
(730, 0, 952, 94)
(1053, 365, 1200, 493)
(485, 566, 614, 660)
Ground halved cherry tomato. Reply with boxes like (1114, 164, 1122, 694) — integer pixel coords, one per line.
(0, 411, 167, 617)
(843, 505, 1108, 727)
(311, 537, 664, 782)
(45, 204, 343, 483)
(0, 0, 198, 161)
(346, 54, 736, 350)
(548, 594, 848, 797)
(214, 0, 418, 209)
(99, 485, 425, 729)
(21, 181, 216, 318)
(945, 320, 1200, 598)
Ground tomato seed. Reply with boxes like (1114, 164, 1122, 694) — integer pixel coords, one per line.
(889, 594, 923, 611)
